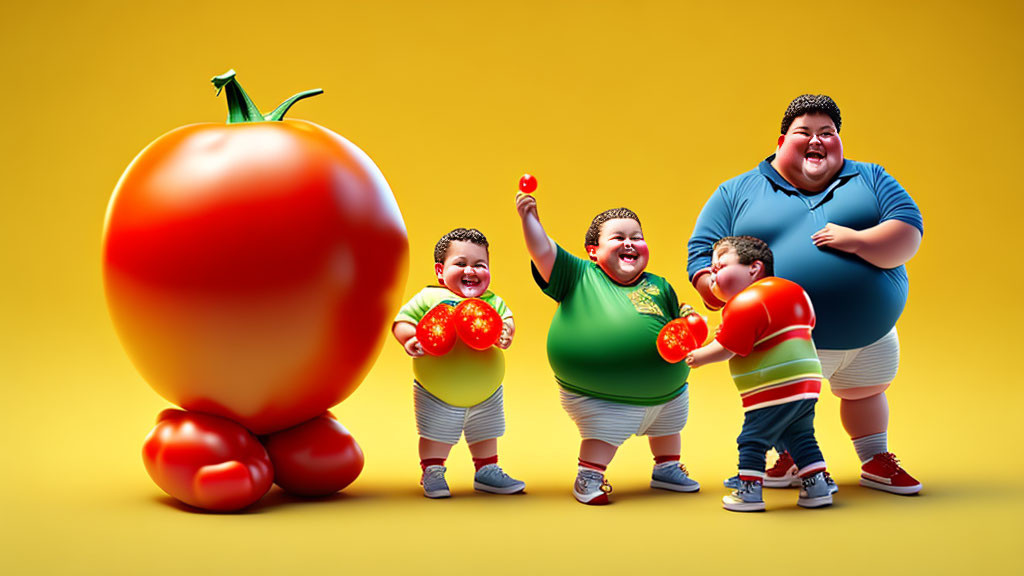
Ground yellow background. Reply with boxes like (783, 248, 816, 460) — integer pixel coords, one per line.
(2, 1, 1021, 574)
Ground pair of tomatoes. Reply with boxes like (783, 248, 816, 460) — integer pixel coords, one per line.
(656, 306, 709, 363)
(416, 299, 503, 356)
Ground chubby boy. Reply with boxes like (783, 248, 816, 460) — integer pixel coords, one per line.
(516, 193, 698, 505)
(392, 228, 525, 498)
(686, 236, 834, 512)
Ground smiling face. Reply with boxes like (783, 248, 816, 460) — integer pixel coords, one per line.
(435, 240, 491, 298)
(771, 112, 844, 192)
(586, 218, 649, 285)
(710, 245, 764, 302)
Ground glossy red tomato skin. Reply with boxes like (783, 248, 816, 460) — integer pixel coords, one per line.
(453, 299, 502, 350)
(682, 311, 709, 347)
(104, 119, 408, 434)
(142, 409, 274, 511)
(262, 412, 364, 496)
(416, 303, 457, 356)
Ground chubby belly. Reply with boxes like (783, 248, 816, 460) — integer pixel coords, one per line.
(413, 339, 504, 407)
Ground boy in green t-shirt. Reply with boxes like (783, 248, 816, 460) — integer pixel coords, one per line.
(516, 193, 699, 505)
(392, 228, 525, 499)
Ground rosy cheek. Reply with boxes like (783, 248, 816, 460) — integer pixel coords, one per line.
(633, 241, 649, 258)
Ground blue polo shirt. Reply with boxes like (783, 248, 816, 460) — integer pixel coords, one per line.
(687, 156, 923, 350)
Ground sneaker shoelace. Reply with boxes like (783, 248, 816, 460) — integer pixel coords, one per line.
(875, 452, 902, 474)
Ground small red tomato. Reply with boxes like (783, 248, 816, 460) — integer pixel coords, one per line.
(416, 303, 457, 356)
(519, 174, 538, 194)
(103, 70, 409, 435)
(142, 409, 274, 511)
(656, 306, 709, 363)
(262, 412, 364, 496)
(453, 299, 502, 350)
(680, 305, 709, 347)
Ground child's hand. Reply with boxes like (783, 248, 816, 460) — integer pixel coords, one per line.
(496, 322, 514, 349)
(516, 191, 539, 222)
(403, 336, 425, 357)
(684, 351, 703, 369)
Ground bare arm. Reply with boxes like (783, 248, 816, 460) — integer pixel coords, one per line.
(685, 339, 735, 369)
(392, 321, 425, 357)
(692, 270, 725, 311)
(516, 192, 557, 282)
(811, 220, 922, 269)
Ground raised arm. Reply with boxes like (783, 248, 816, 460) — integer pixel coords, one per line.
(516, 192, 557, 282)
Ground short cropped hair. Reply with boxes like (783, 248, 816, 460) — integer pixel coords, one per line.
(713, 236, 774, 278)
(434, 228, 489, 263)
(584, 207, 642, 248)
(781, 94, 842, 134)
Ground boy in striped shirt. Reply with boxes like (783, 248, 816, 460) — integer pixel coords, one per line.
(685, 236, 834, 512)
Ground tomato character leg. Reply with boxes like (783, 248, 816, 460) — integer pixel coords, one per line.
(261, 412, 365, 496)
(142, 409, 274, 512)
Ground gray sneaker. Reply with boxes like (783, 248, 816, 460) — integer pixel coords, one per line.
(573, 467, 612, 505)
(421, 465, 450, 499)
(798, 471, 834, 508)
(651, 462, 700, 492)
(474, 463, 526, 494)
(722, 479, 765, 512)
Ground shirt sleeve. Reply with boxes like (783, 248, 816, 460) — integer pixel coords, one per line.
(687, 184, 734, 282)
(533, 243, 586, 303)
(714, 291, 767, 357)
(488, 293, 514, 320)
(872, 164, 924, 235)
(394, 289, 432, 325)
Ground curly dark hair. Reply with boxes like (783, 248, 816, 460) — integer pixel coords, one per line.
(434, 228, 489, 263)
(584, 207, 642, 248)
(780, 94, 842, 134)
(713, 236, 774, 277)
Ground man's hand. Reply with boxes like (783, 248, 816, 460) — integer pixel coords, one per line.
(403, 336, 425, 357)
(811, 223, 862, 253)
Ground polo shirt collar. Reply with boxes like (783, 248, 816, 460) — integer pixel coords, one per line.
(758, 154, 858, 196)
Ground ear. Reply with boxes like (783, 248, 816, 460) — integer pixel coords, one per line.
(749, 260, 765, 279)
(585, 245, 598, 261)
(434, 262, 445, 285)
(777, 135, 785, 148)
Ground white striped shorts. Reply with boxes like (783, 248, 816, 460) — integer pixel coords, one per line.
(818, 327, 900, 390)
(413, 382, 505, 445)
(559, 387, 689, 447)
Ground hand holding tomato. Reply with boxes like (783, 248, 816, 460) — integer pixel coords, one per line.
(105, 70, 408, 511)
(657, 305, 709, 363)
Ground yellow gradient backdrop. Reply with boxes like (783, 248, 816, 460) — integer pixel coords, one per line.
(2, 1, 1021, 574)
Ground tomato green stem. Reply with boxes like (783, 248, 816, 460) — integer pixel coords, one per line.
(211, 69, 323, 124)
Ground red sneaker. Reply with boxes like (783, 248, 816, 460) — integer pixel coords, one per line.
(860, 452, 922, 495)
(764, 451, 800, 488)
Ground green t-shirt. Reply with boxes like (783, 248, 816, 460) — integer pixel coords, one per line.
(395, 286, 512, 407)
(534, 245, 690, 405)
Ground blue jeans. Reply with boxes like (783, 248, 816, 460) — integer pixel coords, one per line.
(737, 399, 823, 474)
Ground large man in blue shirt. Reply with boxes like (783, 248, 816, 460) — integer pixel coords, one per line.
(687, 95, 924, 495)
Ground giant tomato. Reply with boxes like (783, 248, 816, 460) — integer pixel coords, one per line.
(103, 70, 409, 435)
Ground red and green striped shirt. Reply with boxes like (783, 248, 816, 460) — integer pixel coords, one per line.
(715, 278, 822, 412)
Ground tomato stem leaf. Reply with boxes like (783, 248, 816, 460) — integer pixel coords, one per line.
(211, 70, 264, 123)
(211, 69, 323, 123)
(265, 89, 324, 121)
